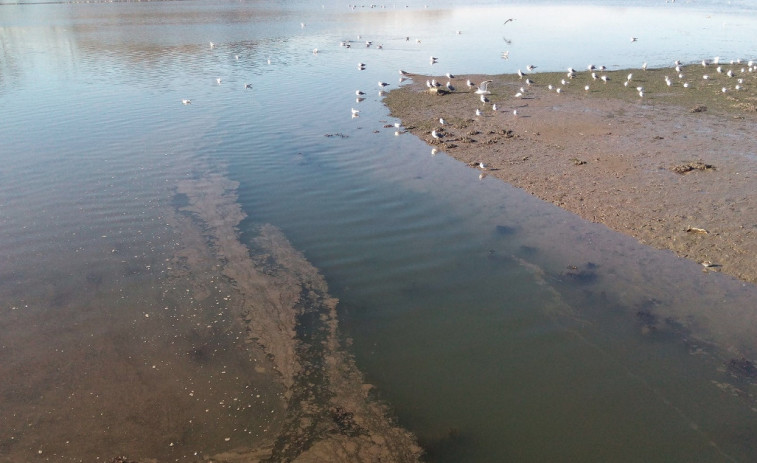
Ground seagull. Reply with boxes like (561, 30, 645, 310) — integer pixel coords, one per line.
(642, 62, 648, 71)
(446, 81, 455, 91)
(216, 78, 222, 84)
(601, 75, 609, 83)
(513, 109, 518, 116)
(470, 161, 486, 169)
(181, 99, 191, 105)
(426, 80, 433, 88)
(630, 37, 638, 42)
(446, 72, 455, 79)
(378, 81, 389, 88)
(466, 79, 475, 89)
(525, 78, 534, 86)
(526, 64, 537, 71)
(584, 85, 590, 91)
(475, 108, 482, 116)
(627, 73, 633, 81)
(312, 48, 319, 54)
(399, 69, 411, 76)
(209, 41, 215, 48)
(480, 94, 489, 103)
(492, 104, 498, 111)
(358, 62, 366, 69)
(514, 91, 523, 98)
(556, 88, 562, 93)
(439, 117, 445, 125)
(475, 80, 493, 95)
(356, 90, 365, 96)
(431, 129, 440, 139)
(503, 18, 515, 25)
(517, 69, 527, 79)
(351, 108, 360, 117)
(430, 56, 438, 62)
(245, 83, 253, 89)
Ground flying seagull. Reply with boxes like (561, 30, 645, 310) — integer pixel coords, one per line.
(475, 80, 493, 95)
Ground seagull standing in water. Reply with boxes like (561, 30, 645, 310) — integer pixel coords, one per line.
(182, 99, 191, 105)
(378, 81, 390, 88)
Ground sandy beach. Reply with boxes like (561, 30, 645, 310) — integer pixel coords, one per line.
(385, 65, 757, 285)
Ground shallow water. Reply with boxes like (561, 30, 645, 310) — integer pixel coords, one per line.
(2, 0, 757, 461)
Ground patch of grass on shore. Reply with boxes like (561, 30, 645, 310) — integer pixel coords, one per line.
(387, 61, 757, 119)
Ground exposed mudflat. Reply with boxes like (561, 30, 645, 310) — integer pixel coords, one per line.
(385, 66, 757, 284)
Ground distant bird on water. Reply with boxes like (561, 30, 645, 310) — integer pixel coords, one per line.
(378, 81, 389, 88)
(181, 99, 191, 105)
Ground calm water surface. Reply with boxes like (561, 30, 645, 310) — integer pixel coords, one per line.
(2, 0, 757, 461)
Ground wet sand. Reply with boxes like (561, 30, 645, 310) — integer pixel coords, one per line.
(384, 65, 757, 285)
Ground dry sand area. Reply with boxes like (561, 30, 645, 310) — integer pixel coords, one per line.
(385, 63, 757, 285)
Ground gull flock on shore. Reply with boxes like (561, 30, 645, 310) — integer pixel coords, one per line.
(193, 9, 755, 176)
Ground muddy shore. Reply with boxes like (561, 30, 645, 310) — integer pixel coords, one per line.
(384, 65, 757, 285)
